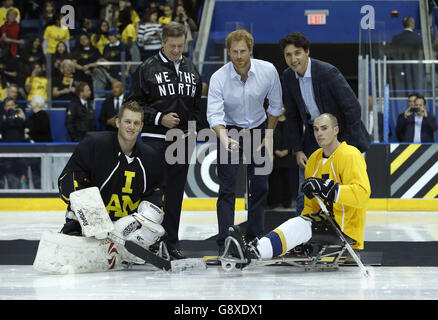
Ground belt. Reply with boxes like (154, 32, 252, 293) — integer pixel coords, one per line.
(226, 122, 265, 132)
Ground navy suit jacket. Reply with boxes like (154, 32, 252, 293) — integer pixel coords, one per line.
(283, 58, 371, 155)
(391, 30, 422, 50)
(396, 113, 437, 142)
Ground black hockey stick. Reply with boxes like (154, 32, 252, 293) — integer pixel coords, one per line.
(125, 241, 207, 272)
(314, 195, 370, 277)
(125, 240, 172, 271)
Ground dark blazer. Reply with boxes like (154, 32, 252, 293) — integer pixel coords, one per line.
(65, 97, 96, 142)
(99, 95, 124, 131)
(283, 58, 371, 155)
(396, 113, 437, 142)
(391, 30, 422, 50)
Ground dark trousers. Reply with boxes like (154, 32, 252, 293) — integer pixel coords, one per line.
(267, 167, 292, 207)
(141, 136, 193, 250)
(296, 125, 320, 215)
(216, 125, 269, 251)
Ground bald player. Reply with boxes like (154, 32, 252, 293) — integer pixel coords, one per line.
(226, 113, 371, 265)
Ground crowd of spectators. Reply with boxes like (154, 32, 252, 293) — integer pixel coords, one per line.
(0, 0, 199, 143)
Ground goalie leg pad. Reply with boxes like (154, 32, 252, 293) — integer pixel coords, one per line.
(69, 187, 114, 238)
(33, 231, 143, 274)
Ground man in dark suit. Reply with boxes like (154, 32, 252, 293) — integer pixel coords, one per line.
(65, 82, 96, 142)
(99, 81, 125, 131)
(396, 95, 437, 142)
(390, 17, 424, 95)
(280, 32, 370, 215)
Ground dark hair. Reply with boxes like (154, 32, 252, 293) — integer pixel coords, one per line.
(143, 7, 158, 23)
(279, 32, 310, 52)
(3, 96, 15, 106)
(118, 8, 132, 33)
(408, 93, 418, 99)
(75, 81, 89, 96)
(414, 95, 426, 105)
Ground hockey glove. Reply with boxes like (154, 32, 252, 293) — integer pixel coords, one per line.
(301, 177, 338, 202)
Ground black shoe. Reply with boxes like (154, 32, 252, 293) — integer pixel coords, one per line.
(169, 248, 186, 260)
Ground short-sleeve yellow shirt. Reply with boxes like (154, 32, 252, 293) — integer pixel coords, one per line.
(43, 25, 70, 54)
(25, 76, 48, 101)
(121, 24, 137, 43)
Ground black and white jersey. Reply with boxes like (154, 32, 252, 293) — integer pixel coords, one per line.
(137, 22, 162, 50)
(128, 50, 202, 138)
(58, 131, 163, 220)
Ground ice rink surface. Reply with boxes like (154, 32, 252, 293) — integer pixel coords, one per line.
(1, 210, 438, 301)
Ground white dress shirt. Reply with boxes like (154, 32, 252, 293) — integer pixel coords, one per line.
(413, 114, 423, 142)
(207, 58, 283, 129)
(114, 94, 124, 111)
(295, 58, 320, 123)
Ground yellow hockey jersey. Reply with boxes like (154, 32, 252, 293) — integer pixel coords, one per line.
(302, 142, 371, 249)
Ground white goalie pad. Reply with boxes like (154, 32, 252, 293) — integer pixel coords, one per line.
(70, 187, 114, 238)
(33, 231, 144, 274)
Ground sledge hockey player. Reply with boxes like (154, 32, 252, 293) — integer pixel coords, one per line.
(34, 101, 170, 273)
(222, 113, 371, 268)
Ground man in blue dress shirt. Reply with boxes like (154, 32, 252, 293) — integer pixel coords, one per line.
(207, 29, 283, 254)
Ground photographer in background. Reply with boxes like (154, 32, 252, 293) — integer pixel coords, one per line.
(396, 95, 437, 142)
(0, 96, 26, 142)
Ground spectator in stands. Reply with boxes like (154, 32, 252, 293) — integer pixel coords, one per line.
(25, 62, 48, 102)
(43, 12, 71, 54)
(99, 80, 124, 131)
(0, 45, 18, 85)
(72, 33, 102, 91)
(390, 17, 424, 95)
(392, 17, 423, 50)
(173, 4, 197, 56)
(396, 95, 437, 142)
(137, 7, 162, 60)
(78, 18, 94, 38)
(118, 8, 141, 64)
(4, 82, 18, 100)
(93, 28, 130, 96)
(65, 81, 95, 142)
(20, 37, 45, 80)
(113, 0, 140, 31)
(25, 94, 52, 142)
(0, 82, 17, 115)
(158, 3, 173, 25)
(1, 8, 24, 58)
(266, 106, 294, 210)
(51, 41, 72, 78)
(0, 0, 20, 26)
(42, 0, 55, 28)
(52, 59, 77, 102)
(0, 96, 26, 142)
(91, 19, 110, 55)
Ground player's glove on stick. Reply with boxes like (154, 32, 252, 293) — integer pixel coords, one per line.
(301, 177, 338, 202)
